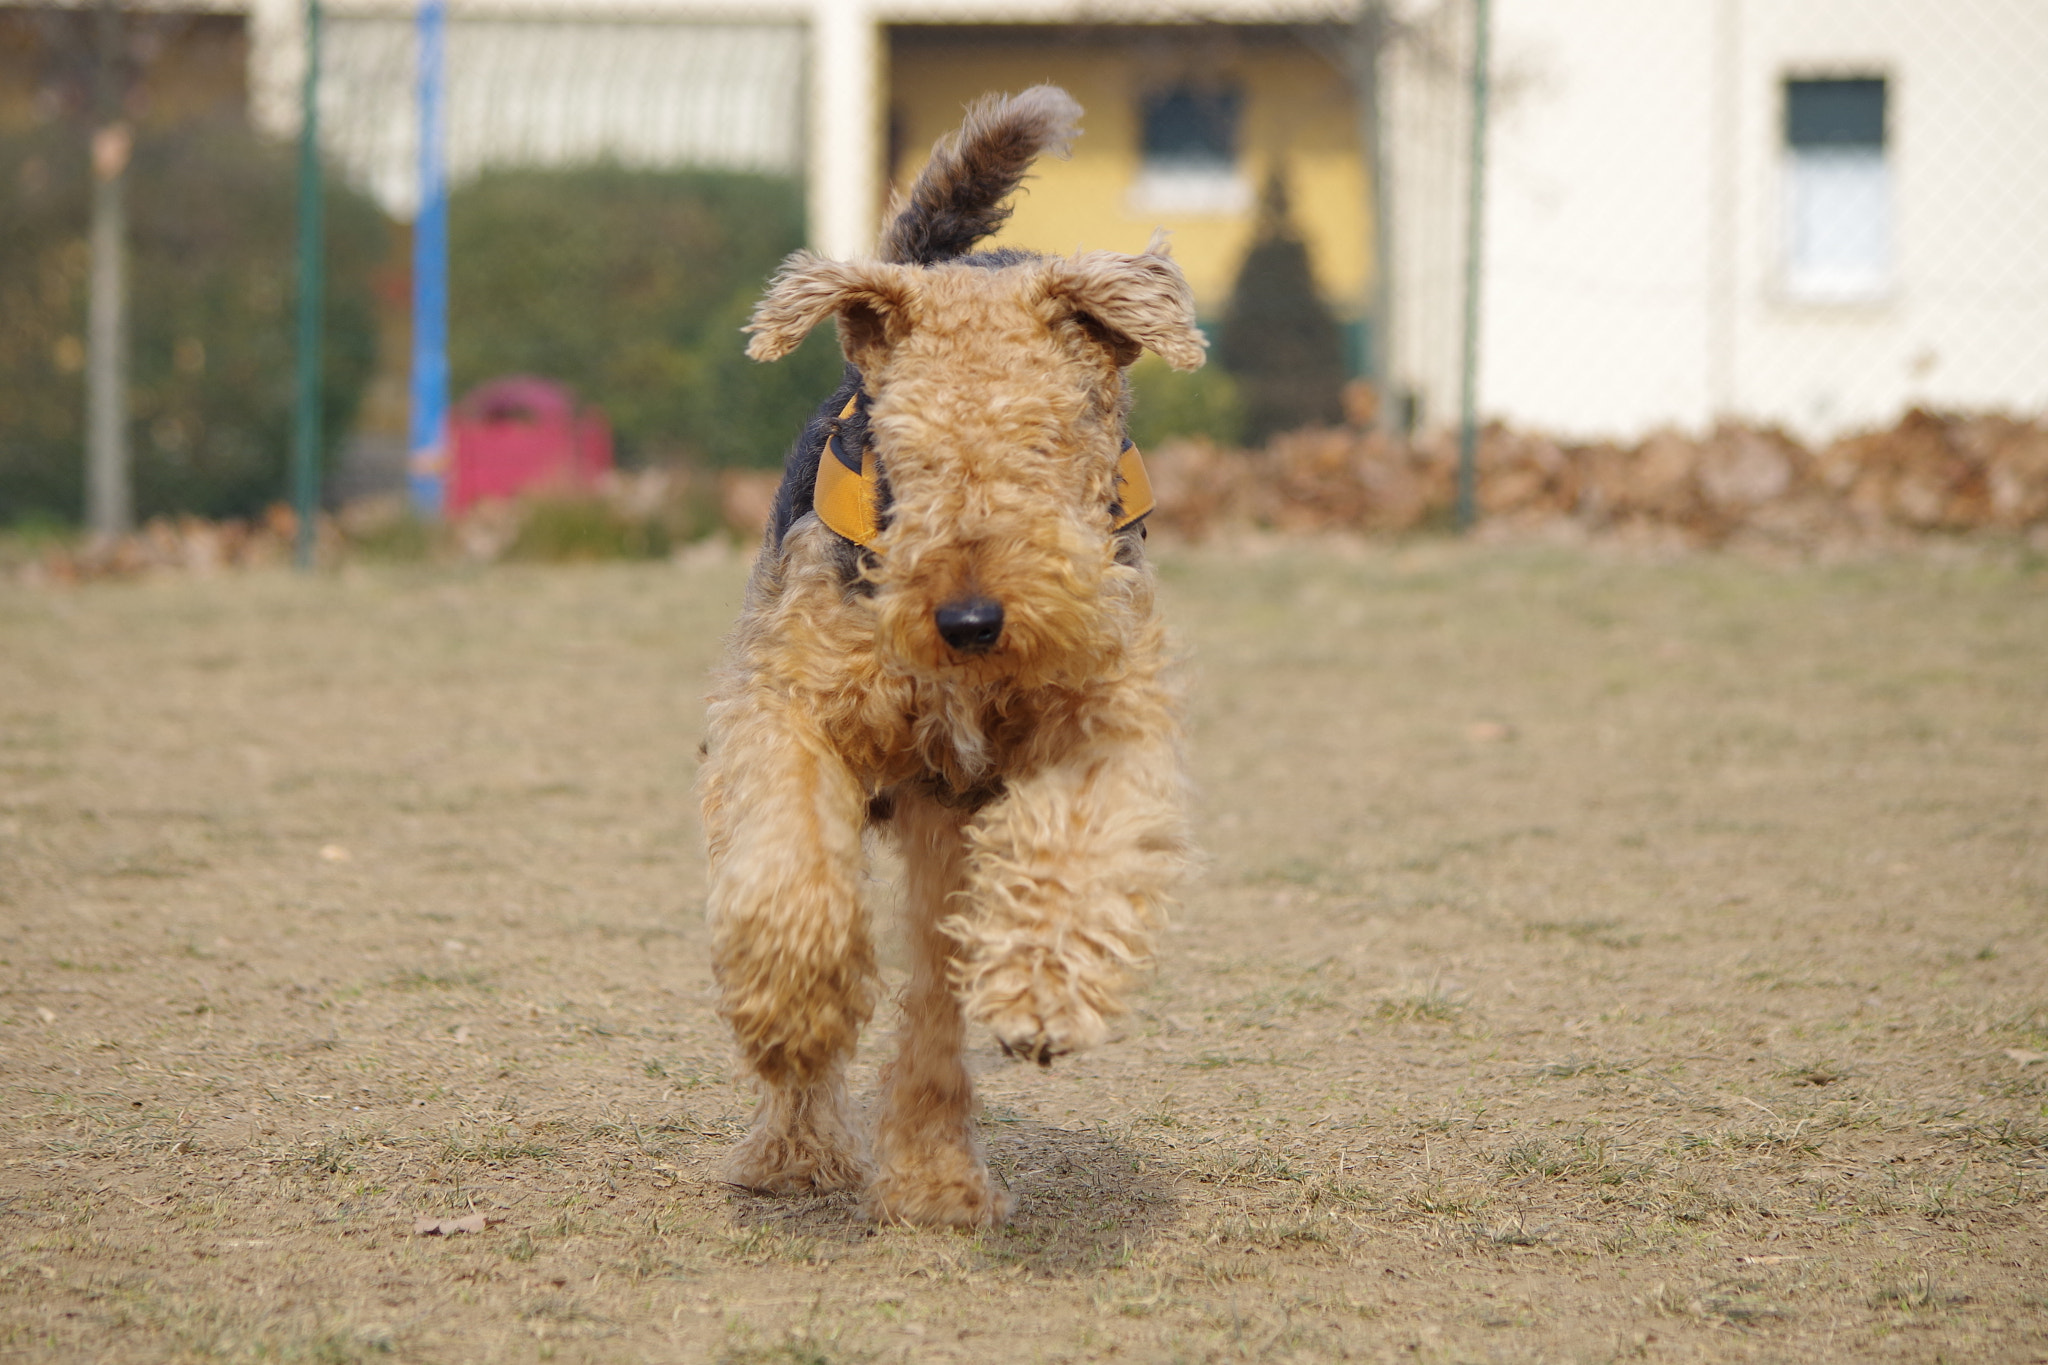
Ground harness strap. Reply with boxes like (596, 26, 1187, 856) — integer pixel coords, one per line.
(813, 394, 1155, 550)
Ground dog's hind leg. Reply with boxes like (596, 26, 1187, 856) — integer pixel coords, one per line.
(701, 701, 875, 1194)
(866, 792, 1012, 1228)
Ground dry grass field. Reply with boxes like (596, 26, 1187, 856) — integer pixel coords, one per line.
(2, 539, 2044, 1364)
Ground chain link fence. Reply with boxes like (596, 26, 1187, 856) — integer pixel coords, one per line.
(305, 9, 803, 219)
(291, 8, 818, 507)
(296, 0, 2048, 455)
(1381, 0, 2048, 445)
(7, 0, 2045, 549)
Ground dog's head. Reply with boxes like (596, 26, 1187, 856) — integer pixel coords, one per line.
(745, 240, 1205, 684)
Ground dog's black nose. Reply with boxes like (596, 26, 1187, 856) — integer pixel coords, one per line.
(934, 597, 1004, 654)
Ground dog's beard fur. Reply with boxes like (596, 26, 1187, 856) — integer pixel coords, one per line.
(870, 516, 1112, 683)
(867, 485, 1120, 784)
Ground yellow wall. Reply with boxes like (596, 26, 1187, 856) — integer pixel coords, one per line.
(888, 27, 1374, 322)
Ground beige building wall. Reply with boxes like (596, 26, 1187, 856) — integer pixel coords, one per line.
(1478, 0, 2048, 441)
(888, 26, 1372, 322)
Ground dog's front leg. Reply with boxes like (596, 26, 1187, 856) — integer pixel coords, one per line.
(950, 722, 1189, 1065)
(701, 696, 875, 1194)
(868, 793, 1012, 1228)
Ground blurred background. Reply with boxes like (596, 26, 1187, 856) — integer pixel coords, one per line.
(4, 0, 2046, 561)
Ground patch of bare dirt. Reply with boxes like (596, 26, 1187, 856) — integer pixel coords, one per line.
(2, 544, 2044, 1363)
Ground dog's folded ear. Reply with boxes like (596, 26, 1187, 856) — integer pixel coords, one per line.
(745, 254, 916, 369)
(1043, 236, 1207, 373)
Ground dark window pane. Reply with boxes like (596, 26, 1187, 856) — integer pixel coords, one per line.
(1786, 78, 1886, 150)
(1142, 87, 1240, 164)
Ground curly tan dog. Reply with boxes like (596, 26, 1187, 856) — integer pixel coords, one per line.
(698, 86, 1203, 1229)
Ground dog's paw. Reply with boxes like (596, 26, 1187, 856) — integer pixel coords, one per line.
(724, 1127, 868, 1195)
(866, 1158, 1012, 1229)
(724, 1137, 868, 1186)
(967, 950, 1113, 1067)
(996, 1033, 1069, 1068)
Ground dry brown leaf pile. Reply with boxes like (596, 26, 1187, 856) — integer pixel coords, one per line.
(20, 408, 2047, 586)
(1148, 407, 2048, 549)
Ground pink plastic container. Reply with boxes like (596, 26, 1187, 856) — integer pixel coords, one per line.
(448, 377, 612, 514)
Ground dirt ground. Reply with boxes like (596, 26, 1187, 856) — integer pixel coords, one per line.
(3, 538, 2044, 1364)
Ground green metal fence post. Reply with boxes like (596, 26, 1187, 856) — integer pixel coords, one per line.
(1353, 1, 1395, 436)
(1455, 0, 1492, 531)
(85, 0, 132, 541)
(292, 0, 324, 569)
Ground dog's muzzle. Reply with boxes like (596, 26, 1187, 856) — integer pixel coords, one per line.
(934, 597, 1004, 655)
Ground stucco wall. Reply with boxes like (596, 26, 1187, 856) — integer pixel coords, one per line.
(1479, 0, 2048, 441)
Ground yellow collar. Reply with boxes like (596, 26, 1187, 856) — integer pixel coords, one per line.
(813, 394, 1156, 550)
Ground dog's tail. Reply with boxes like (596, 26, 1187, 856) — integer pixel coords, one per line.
(878, 85, 1082, 266)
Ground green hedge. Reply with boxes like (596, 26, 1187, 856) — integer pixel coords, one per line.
(1127, 351, 1244, 451)
(0, 118, 383, 525)
(446, 166, 842, 469)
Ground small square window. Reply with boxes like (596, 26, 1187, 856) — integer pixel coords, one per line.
(1787, 78, 1885, 150)
(1781, 77, 1891, 303)
(1130, 85, 1251, 216)
(1143, 88, 1240, 168)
